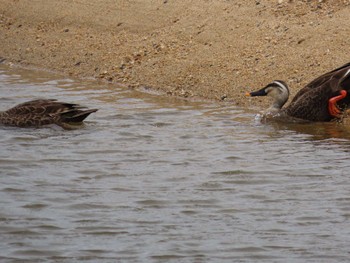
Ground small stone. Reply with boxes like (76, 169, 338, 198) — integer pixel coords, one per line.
(221, 95, 228, 101)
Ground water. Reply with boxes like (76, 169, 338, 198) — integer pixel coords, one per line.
(1, 64, 350, 263)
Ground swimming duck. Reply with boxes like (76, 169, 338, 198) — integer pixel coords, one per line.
(246, 62, 350, 122)
(0, 99, 98, 129)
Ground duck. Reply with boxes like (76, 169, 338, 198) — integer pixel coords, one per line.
(0, 99, 98, 129)
(246, 62, 350, 122)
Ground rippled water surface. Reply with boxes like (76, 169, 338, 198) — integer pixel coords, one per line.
(1, 65, 350, 262)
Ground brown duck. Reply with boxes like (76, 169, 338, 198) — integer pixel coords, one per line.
(246, 62, 350, 122)
(0, 99, 98, 129)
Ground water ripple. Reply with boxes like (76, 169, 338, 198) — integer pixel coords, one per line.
(1, 65, 350, 262)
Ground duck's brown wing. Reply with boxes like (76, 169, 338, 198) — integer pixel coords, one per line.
(285, 83, 334, 122)
(306, 62, 350, 89)
(290, 62, 350, 104)
(4, 99, 80, 115)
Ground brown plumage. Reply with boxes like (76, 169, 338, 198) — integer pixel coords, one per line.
(0, 99, 98, 129)
(285, 62, 350, 121)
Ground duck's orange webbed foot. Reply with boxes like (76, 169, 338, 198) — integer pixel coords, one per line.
(328, 90, 347, 118)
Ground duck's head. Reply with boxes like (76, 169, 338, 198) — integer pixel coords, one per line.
(246, 80, 290, 111)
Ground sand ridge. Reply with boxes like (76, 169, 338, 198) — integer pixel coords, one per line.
(1, 0, 350, 109)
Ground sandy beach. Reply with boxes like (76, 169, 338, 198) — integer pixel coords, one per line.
(1, 0, 350, 109)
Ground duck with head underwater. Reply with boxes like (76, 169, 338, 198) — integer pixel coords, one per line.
(246, 62, 350, 122)
(0, 99, 98, 129)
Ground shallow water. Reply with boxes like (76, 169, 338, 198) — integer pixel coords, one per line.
(1, 64, 350, 262)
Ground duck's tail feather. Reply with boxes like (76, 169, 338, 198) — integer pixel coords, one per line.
(61, 108, 98, 123)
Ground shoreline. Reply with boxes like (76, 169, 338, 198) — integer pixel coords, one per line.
(1, 0, 349, 109)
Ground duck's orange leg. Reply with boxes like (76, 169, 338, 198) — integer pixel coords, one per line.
(328, 90, 347, 118)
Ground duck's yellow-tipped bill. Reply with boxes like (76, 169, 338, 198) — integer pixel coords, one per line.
(245, 92, 251, 97)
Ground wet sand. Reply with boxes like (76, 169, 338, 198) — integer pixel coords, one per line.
(0, 0, 349, 109)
